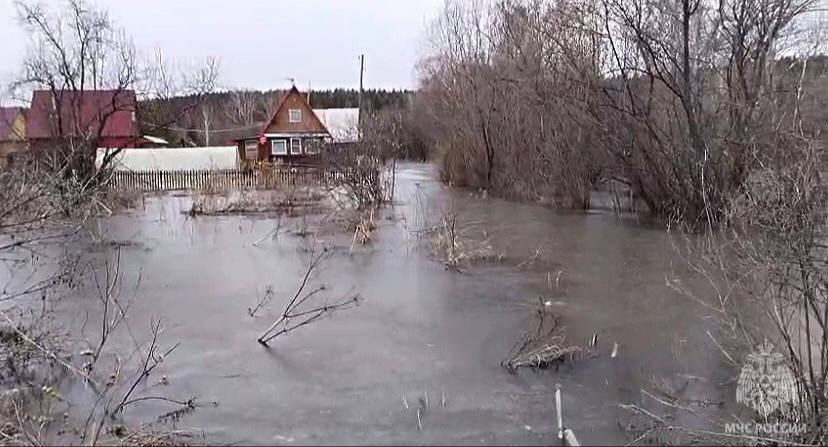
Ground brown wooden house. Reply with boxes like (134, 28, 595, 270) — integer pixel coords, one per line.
(235, 86, 330, 166)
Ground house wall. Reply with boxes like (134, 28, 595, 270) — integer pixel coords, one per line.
(0, 141, 28, 168)
(29, 136, 140, 157)
(237, 136, 326, 168)
(0, 114, 28, 167)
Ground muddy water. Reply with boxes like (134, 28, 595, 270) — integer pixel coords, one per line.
(60, 163, 735, 445)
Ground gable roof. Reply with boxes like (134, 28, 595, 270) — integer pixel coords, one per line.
(0, 107, 25, 141)
(27, 90, 139, 140)
(259, 86, 329, 136)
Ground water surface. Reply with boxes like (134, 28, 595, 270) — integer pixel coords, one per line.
(59, 162, 734, 445)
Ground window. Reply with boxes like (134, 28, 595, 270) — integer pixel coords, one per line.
(244, 140, 258, 160)
(288, 109, 302, 123)
(271, 139, 287, 155)
(305, 138, 321, 155)
(290, 138, 302, 155)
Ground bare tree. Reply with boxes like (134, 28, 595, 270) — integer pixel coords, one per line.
(12, 0, 137, 179)
(226, 89, 258, 126)
(418, 0, 818, 220)
(137, 50, 220, 148)
(0, 1, 219, 444)
(418, 0, 603, 206)
(12, 0, 219, 180)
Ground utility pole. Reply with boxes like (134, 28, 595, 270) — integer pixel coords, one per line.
(358, 54, 364, 132)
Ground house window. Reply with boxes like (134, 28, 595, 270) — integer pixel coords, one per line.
(290, 138, 302, 155)
(305, 138, 321, 155)
(271, 139, 288, 155)
(288, 109, 302, 123)
(244, 140, 258, 160)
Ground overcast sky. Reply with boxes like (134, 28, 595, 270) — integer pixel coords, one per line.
(0, 0, 444, 95)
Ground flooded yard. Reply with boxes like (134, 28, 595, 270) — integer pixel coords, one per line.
(56, 162, 736, 445)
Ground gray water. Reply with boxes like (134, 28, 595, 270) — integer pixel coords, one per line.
(56, 162, 738, 445)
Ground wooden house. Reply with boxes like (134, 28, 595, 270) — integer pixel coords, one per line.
(235, 86, 362, 166)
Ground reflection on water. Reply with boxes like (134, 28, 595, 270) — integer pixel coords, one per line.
(57, 162, 735, 445)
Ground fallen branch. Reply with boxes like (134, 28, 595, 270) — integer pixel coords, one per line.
(502, 299, 582, 371)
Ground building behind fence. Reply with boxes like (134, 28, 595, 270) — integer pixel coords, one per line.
(108, 168, 341, 192)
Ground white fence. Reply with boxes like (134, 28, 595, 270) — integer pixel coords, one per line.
(107, 168, 341, 192)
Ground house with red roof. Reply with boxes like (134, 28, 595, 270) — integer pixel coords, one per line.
(0, 107, 27, 167)
(26, 89, 141, 155)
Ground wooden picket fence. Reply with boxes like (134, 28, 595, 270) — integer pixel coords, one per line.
(107, 168, 341, 192)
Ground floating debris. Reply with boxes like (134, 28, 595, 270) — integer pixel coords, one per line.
(503, 301, 582, 371)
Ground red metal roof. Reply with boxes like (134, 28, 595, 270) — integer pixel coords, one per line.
(27, 90, 139, 140)
(0, 107, 24, 141)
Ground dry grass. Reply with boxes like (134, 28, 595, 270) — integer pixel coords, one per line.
(187, 188, 327, 217)
(348, 208, 378, 252)
(503, 299, 582, 371)
(428, 213, 503, 271)
(115, 426, 194, 446)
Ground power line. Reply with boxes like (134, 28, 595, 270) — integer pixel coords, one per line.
(140, 121, 262, 133)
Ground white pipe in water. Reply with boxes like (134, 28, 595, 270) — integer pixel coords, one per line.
(563, 429, 580, 447)
(555, 384, 563, 440)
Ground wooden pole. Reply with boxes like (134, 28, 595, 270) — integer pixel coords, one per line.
(358, 54, 364, 133)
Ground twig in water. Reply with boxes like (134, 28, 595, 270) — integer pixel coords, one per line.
(515, 248, 541, 269)
(113, 320, 180, 415)
(248, 285, 275, 317)
(257, 241, 360, 346)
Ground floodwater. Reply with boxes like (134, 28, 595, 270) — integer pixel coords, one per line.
(56, 162, 739, 445)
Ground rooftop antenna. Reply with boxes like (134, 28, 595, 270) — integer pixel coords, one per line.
(285, 77, 295, 87)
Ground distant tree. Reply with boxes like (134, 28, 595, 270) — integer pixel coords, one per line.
(226, 90, 258, 126)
